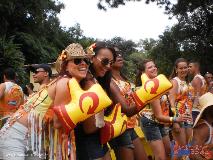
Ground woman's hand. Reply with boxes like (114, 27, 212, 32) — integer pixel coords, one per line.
(176, 113, 192, 123)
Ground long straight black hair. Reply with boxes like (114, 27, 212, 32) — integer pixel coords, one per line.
(89, 41, 117, 96)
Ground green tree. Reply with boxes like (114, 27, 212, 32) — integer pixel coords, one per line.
(97, 0, 172, 11)
(0, 37, 26, 84)
(99, 0, 213, 74)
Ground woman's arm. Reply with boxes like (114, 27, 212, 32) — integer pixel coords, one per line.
(169, 79, 178, 112)
(110, 80, 138, 117)
(152, 99, 189, 123)
(53, 78, 71, 106)
(152, 99, 172, 123)
(51, 78, 71, 129)
(190, 124, 209, 160)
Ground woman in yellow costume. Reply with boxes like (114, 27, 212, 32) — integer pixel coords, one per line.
(0, 43, 91, 160)
(136, 59, 190, 160)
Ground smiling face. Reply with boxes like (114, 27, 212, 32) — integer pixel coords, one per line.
(144, 61, 158, 79)
(176, 61, 188, 80)
(66, 58, 89, 82)
(92, 48, 114, 77)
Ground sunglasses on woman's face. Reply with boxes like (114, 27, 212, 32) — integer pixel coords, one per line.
(96, 57, 114, 66)
(116, 51, 122, 57)
(73, 58, 90, 65)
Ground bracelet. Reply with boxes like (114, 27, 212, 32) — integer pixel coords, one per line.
(169, 117, 173, 123)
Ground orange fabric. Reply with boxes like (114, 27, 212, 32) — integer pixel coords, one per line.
(174, 77, 194, 117)
(0, 83, 23, 117)
(112, 79, 138, 129)
(43, 108, 54, 123)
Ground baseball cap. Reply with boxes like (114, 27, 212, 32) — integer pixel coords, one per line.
(32, 64, 52, 77)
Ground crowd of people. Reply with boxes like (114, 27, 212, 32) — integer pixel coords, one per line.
(0, 42, 212, 160)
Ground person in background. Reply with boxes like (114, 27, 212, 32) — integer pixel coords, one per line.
(26, 83, 34, 96)
(109, 47, 148, 160)
(136, 59, 189, 160)
(22, 83, 34, 101)
(204, 72, 213, 94)
(190, 92, 213, 160)
(169, 58, 194, 148)
(0, 68, 24, 127)
(188, 60, 207, 121)
(32, 64, 52, 91)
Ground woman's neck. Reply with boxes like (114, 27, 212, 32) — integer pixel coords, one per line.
(112, 68, 122, 80)
(177, 75, 186, 81)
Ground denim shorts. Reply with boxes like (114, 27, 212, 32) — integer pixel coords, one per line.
(179, 121, 193, 128)
(140, 116, 168, 141)
(85, 132, 109, 159)
(75, 124, 109, 160)
(109, 128, 138, 149)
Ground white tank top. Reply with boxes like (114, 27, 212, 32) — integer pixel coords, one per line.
(194, 74, 206, 88)
(5, 82, 16, 93)
(194, 119, 213, 145)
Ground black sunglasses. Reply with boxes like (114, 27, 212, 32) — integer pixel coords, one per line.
(116, 51, 122, 57)
(34, 70, 46, 74)
(73, 58, 90, 65)
(97, 57, 114, 66)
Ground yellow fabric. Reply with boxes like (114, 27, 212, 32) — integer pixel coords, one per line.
(66, 78, 112, 124)
(54, 78, 112, 132)
(100, 104, 127, 144)
(132, 74, 173, 111)
(27, 88, 53, 119)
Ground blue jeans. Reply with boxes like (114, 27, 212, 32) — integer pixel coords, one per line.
(109, 128, 138, 149)
(140, 116, 168, 141)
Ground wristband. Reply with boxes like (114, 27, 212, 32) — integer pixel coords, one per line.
(169, 117, 173, 123)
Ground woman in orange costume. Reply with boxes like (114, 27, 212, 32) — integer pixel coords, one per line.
(136, 59, 189, 160)
(0, 43, 90, 160)
(108, 47, 148, 160)
(169, 58, 194, 147)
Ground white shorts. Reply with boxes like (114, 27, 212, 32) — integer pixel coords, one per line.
(0, 122, 27, 160)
